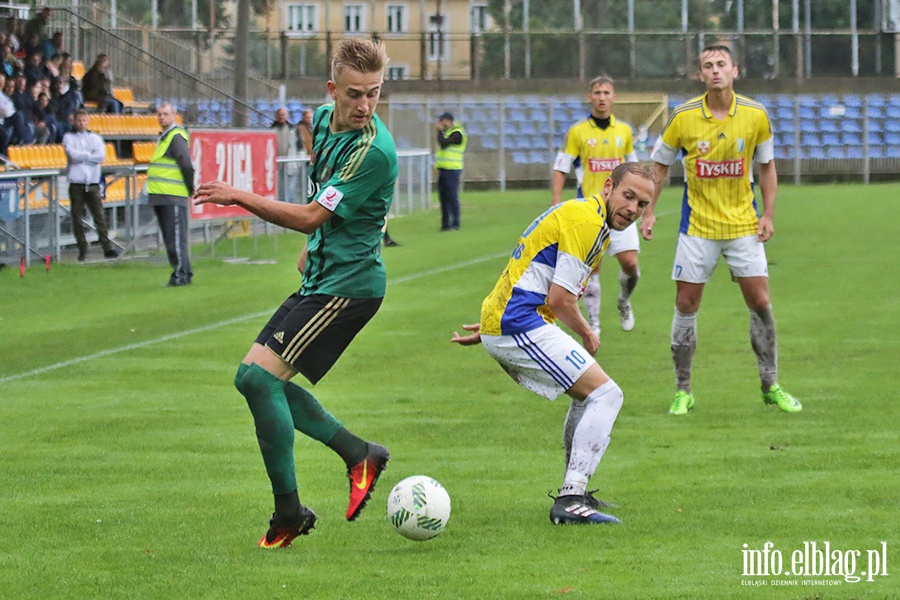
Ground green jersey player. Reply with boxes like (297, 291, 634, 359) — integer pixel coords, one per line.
(193, 38, 398, 549)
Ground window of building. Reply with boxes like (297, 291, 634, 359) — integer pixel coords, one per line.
(387, 65, 409, 80)
(386, 4, 407, 33)
(427, 13, 448, 61)
(344, 4, 365, 33)
(471, 3, 490, 34)
(286, 4, 317, 34)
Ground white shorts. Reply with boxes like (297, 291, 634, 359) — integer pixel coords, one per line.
(672, 233, 768, 283)
(607, 222, 640, 257)
(481, 323, 596, 400)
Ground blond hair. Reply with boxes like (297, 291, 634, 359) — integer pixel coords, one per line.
(331, 38, 389, 82)
(589, 74, 614, 91)
(609, 162, 655, 189)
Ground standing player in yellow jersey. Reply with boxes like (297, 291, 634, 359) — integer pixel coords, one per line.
(552, 75, 640, 336)
(640, 45, 801, 416)
(452, 163, 654, 525)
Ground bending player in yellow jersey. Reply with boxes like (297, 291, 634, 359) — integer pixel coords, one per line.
(452, 163, 654, 525)
(552, 75, 640, 337)
(641, 44, 801, 416)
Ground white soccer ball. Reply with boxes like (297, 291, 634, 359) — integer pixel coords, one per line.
(386, 475, 451, 541)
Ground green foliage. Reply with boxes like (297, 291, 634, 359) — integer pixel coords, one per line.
(1, 183, 898, 599)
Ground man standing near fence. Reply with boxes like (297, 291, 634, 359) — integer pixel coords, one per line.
(148, 102, 194, 287)
(62, 109, 118, 261)
(435, 112, 467, 231)
(552, 75, 640, 337)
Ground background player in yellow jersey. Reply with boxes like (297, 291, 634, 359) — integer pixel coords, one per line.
(640, 44, 801, 416)
(552, 75, 640, 336)
(452, 163, 654, 525)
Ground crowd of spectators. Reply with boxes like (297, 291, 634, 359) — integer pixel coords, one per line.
(0, 8, 122, 157)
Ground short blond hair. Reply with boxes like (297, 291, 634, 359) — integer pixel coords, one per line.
(331, 38, 389, 82)
(589, 74, 614, 91)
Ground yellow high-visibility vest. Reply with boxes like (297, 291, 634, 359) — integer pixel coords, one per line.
(147, 126, 190, 197)
(435, 124, 467, 170)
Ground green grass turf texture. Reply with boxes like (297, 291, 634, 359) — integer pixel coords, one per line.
(1, 183, 897, 600)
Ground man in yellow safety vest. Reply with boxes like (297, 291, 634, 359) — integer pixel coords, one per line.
(435, 112, 467, 231)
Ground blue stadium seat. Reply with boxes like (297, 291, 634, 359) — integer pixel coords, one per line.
(867, 105, 885, 119)
(801, 133, 821, 147)
(512, 151, 529, 164)
(845, 146, 864, 159)
(840, 120, 860, 134)
(887, 146, 900, 158)
(825, 146, 844, 159)
(775, 95, 793, 109)
(797, 95, 817, 108)
(889, 96, 900, 107)
(843, 106, 861, 120)
(482, 137, 498, 150)
(799, 119, 818, 133)
(842, 132, 861, 146)
(868, 132, 884, 146)
(843, 94, 863, 107)
(799, 107, 816, 121)
(885, 132, 900, 146)
(806, 146, 826, 159)
(885, 120, 900, 133)
(528, 151, 547, 164)
(775, 107, 793, 121)
(821, 133, 841, 146)
(755, 94, 771, 106)
(867, 94, 886, 107)
(821, 94, 839, 106)
(819, 120, 839, 133)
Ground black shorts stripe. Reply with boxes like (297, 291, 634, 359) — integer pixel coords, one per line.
(281, 296, 351, 364)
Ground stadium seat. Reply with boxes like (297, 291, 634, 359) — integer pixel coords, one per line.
(819, 120, 839, 133)
(842, 132, 861, 146)
(887, 146, 900, 158)
(512, 151, 529, 164)
(843, 94, 863, 107)
(799, 120, 818, 133)
(775, 107, 793, 121)
(797, 95, 817, 108)
(821, 133, 841, 147)
(885, 132, 900, 146)
(885, 120, 900, 133)
(825, 146, 845, 159)
(845, 146, 864, 159)
(806, 146, 826, 159)
(775, 95, 793, 109)
(840, 120, 860, 134)
(866, 94, 886, 107)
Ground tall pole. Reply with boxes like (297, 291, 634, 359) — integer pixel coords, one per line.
(850, 0, 859, 76)
(233, 0, 250, 127)
(574, 0, 584, 80)
(524, 0, 530, 79)
(773, 0, 780, 78)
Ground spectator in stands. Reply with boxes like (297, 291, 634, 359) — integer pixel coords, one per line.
(42, 31, 60, 61)
(0, 72, 33, 146)
(23, 51, 44, 85)
(63, 109, 119, 261)
(272, 107, 300, 203)
(21, 33, 42, 60)
(11, 73, 37, 143)
(23, 8, 50, 44)
(49, 72, 81, 138)
(297, 108, 313, 155)
(0, 43, 17, 78)
(82, 53, 123, 114)
(4, 18, 19, 54)
(148, 102, 194, 286)
(43, 52, 61, 80)
(434, 112, 467, 231)
(34, 90, 56, 143)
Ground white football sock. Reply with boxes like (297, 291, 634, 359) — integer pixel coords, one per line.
(561, 380, 624, 496)
(582, 273, 601, 328)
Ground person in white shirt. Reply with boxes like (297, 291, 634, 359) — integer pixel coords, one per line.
(62, 109, 119, 261)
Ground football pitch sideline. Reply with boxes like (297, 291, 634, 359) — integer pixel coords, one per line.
(1, 183, 898, 599)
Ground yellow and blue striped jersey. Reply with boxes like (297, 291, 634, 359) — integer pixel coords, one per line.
(553, 115, 635, 198)
(650, 92, 774, 240)
(480, 196, 610, 336)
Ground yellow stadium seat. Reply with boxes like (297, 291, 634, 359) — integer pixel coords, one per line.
(72, 61, 85, 80)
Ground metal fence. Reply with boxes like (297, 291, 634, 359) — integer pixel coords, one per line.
(1, 150, 432, 266)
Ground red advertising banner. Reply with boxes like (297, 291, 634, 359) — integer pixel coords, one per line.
(189, 129, 278, 220)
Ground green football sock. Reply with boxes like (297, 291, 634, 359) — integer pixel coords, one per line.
(284, 381, 368, 466)
(241, 364, 297, 495)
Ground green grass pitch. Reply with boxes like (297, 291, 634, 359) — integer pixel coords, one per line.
(1, 183, 898, 599)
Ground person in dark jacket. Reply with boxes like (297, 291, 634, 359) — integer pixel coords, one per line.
(82, 53, 122, 114)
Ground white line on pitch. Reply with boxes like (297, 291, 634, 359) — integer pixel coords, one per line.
(0, 251, 510, 384)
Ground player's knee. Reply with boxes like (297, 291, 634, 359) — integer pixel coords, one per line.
(234, 363, 250, 396)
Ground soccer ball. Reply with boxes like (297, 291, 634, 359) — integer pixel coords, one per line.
(386, 475, 451, 541)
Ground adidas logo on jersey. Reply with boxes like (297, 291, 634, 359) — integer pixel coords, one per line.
(274, 331, 285, 343)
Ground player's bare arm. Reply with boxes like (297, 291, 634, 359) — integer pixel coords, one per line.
(450, 323, 482, 346)
(640, 162, 670, 241)
(756, 161, 778, 242)
(193, 180, 332, 234)
(550, 170, 567, 205)
(547, 283, 600, 355)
